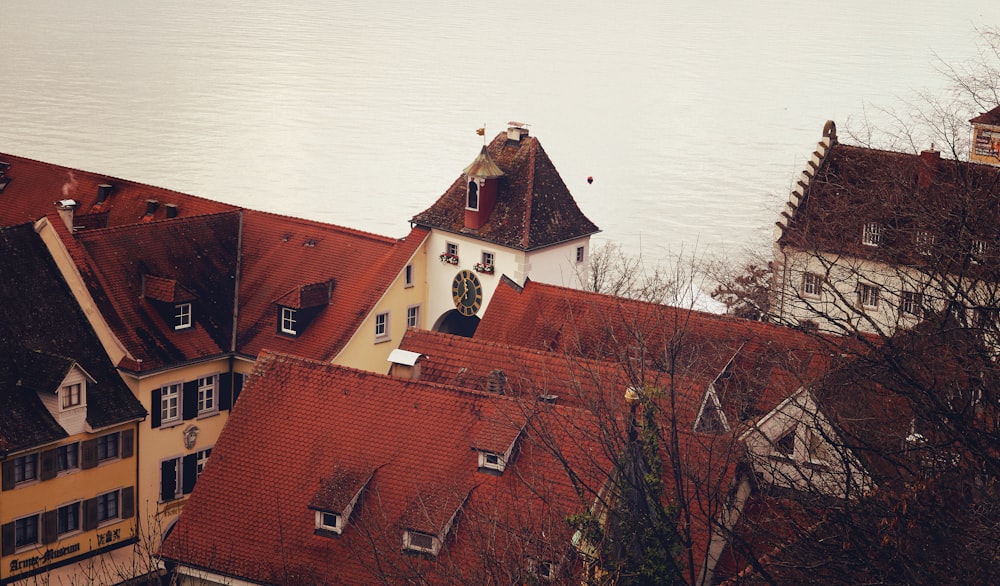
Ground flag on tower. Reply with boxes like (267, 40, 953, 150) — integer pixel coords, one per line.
(476, 127, 485, 136)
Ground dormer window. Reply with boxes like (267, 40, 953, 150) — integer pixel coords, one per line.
(971, 239, 988, 262)
(862, 223, 882, 247)
(280, 307, 298, 336)
(914, 231, 935, 255)
(315, 510, 343, 534)
(174, 302, 192, 330)
(467, 180, 479, 210)
(61, 383, 82, 409)
(403, 530, 440, 555)
(478, 451, 506, 472)
(529, 559, 560, 581)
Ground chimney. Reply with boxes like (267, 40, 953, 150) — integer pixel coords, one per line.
(165, 203, 178, 219)
(56, 199, 78, 232)
(506, 122, 530, 142)
(918, 148, 940, 191)
(142, 199, 159, 222)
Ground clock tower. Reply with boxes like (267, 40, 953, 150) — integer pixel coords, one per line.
(412, 123, 600, 336)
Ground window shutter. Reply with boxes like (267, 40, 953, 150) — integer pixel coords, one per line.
(80, 439, 97, 469)
(1, 460, 14, 491)
(40, 449, 57, 481)
(233, 373, 245, 406)
(121, 429, 134, 459)
(182, 454, 198, 494)
(1, 522, 14, 556)
(42, 510, 58, 545)
(151, 388, 162, 428)
(82, 497, 98, 531)
(182, 380, 198, 420)
(121, 486, 135, 519)
(219, 372, 233, 412)
(161, 460, 177, 502)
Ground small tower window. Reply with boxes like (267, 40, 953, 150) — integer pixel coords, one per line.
(467, 181, 479, 210)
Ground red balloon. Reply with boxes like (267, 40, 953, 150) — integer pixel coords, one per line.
(587, 176, 593, 184)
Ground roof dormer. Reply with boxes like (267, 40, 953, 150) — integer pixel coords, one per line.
(462, 146, 504, 231)
(471, 404, 526, 475)
(399, 487, 472, 556)
(142, 274, 199, 331)
(15, 348, 94, 436)
(274, 279, 334, 337)
(308, 466, 375, 537)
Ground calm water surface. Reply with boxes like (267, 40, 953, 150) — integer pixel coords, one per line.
(1, 1, 997, 265)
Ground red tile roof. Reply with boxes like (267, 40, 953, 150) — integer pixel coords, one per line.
(0, 152, 236, 228)
(411, 131, 599, 251)
(235, 210, 427, 361)
(777, 140, 1000, 270)
(970, 104, 1000, 125)
(160, 351, 608, 584)
(47, 208, 427, 372)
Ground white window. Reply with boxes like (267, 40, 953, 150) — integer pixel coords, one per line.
(375, 312, 389, 341)
(56, 443, 79, 472)
(57, 502, 81, 535)
(971, 240, 988, 261)
(576, 246, 585, 263)
(97, 490, 120, 523)
(403, 530, 438, 554)
(478, 451, 506, 473)
(96, 433, 120, 461)
(481, 251, 494, 268)
(901, 291, 923, 316)
(802, 273, 822, 297)
(175, 302, 192, 330)
(61, 383, 82, 409)
(13, 454, 38, 484)
(404, 264, 414, 288)
(198, 375, 217, 414)
(406, 305, 420, 329)
(315, 510, 342, 534)
(915, 231, 935, 255)
(14, 514, 39, 549)
(280, 307, 297, 335)
(862, 223, 882, 247)
(196, 448, 212, 477)
(446, 242, 458, 257)
(161, 383, 181, 424)
(858, 283, 880, 309)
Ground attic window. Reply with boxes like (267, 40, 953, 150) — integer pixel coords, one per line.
(478, 451, 507, 472)
(403, 530, 439, 555)
(315, 510, 342, 534)
(61, 383, 82, 410)
(774, 429, 796, 458)
(486, 370, 507, 394)
(175, 303, 192, 330)
(914, 231, 935, 255)
(280, 307, 298, 336)
(304, 239, 318, 248)
(971, 239, 988, 262)
(529, 559, 559, 581)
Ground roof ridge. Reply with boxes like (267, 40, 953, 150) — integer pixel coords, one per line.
(244, 208, 409, 245)
(520, 137, 538, 249)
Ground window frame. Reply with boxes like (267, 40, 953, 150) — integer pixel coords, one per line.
(403, 530, 438, 554)
(481, 251, 495, 269)
(14, 513, 40, 550)
(13, 453, 38, 485)
(971, 239, 988, 262)
(197, 375, 217, 415)
(404, 264, 414, 288)
(61, 383, 82, 410)
(374, 311, 390, 342)
(406, 305, 420, 329)
(196, 448, 212, 478)
(174, 302, 192, 330)
(280, 306, 298, 336)
(96, 489, 120, 524)
(96, 432, 121, 462)
(802, 272, 822, 298)
(446, 242, 458, 257)
(160, 383, 181, 425)
(56, 443, 80, 473)
(862, 223, 882, 247)
(57, 501, 81, 536)
(858, 283, 880, 309)
(901, 290, 923, 317)
(576, 246, 585, 263)
(914, 231, 935, 255)
(315, 510, 343, 534)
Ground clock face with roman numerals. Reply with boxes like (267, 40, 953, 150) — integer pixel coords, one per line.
(451, 270, 483, 316)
